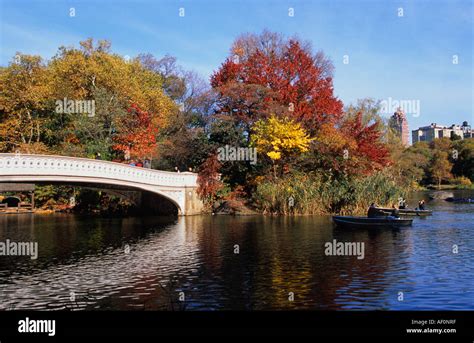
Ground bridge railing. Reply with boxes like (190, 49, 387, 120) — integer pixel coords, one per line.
(0, 154, 198, 188)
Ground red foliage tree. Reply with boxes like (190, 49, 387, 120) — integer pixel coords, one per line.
(211, 36, 343, 133)
(113, 103, 161, 159)
(211, 32, 389, 177)
(341, 112, 390, 174)
(197, 154, 223, 203)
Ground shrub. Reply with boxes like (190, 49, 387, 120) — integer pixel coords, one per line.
(449, 176, 473, 189)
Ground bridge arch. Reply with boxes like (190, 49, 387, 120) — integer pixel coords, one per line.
(0, 154, 204, 215)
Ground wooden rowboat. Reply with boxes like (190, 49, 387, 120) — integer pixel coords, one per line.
(332, 216, 413, 228)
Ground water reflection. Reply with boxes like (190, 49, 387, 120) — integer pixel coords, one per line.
(0, 191, 472, 310)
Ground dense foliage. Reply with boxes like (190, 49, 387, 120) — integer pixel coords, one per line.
(1, 33, 472, 214)
(393, 138, 473, 189)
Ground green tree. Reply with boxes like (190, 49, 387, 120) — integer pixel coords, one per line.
(452, 138, 474, 181)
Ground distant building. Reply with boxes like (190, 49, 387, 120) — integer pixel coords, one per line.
(412, 121, 473, 143)
(461, 121, 473, 139)
(389, 107, 410, 146)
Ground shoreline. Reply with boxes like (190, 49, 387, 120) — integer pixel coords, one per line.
(2, 188, 472, 217)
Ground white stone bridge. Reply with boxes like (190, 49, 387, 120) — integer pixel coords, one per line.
(0, 154, 203, 215)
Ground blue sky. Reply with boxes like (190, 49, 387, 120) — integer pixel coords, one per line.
(1, 0, 472, 132)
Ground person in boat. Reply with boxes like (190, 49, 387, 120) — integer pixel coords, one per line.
(399, 198, 407, 209)
(391, 205, 400, 218)
(418, 199, 426, 210)
(367, 203, 385, 218)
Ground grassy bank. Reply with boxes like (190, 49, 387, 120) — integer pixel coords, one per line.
(252, 171, 405, 215)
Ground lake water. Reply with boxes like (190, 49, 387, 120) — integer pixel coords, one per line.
(0, 191, 473, 310)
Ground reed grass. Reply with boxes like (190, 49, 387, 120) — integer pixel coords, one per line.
(253, 171, 405, 215)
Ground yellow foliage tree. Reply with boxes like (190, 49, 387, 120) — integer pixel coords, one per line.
(251, 115, 313, 176)
(0, 54, 53, 152)
(0, 39, 176, 157)
(49, 39, 175, 122)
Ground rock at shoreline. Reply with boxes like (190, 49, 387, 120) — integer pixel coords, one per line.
(429, 191, 454, 200)
(213, 199, 258, 216)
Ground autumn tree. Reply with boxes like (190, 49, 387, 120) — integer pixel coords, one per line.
(210, 30, 343, 134)
(340, 111, 390, 174)
(395, 142, 431, 188)
(49, 39, 174, 118)
(430, 137, 452, 153)
(113, 103, 161, 160)
(309, 122, 357, 174)
(0, 39, 176, 159)
(302, 99, 390, 177)
(208, 30, 347, 189)
(137, 54, 215, 171)
(0, 54, 53, 152)
(390, 138, 473, 189)
(47, 39, 175, 159)
(197, 154, 223, 204)
(251, 114, 313, 177)
(430, 150, 453, 188)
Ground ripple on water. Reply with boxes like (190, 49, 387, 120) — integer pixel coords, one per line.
(0, 195, 473, 310)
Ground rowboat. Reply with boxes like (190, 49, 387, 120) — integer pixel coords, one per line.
(375, 207, 433, 216)
(332, 216, 413, 228)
